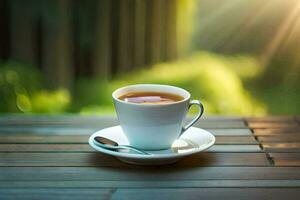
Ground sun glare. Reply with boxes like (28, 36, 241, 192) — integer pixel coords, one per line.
(260, 0, 300, 66)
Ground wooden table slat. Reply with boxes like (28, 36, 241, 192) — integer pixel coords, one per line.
(270, 153, 300, 166)
(0, 152, 270, 167)
(207, 145, 262, 152)
(194, 120, 247, 129)
(0, 188, 112, 200)
(214, 136, 258, 144)
(1, 167, 299, 181)
(0, 144, 262, 152)
(258, 134, 300, 143)
(1, 180, 300, 188)
(0, 116, 243, 124)
(245, 116, 296, 122)
(295, 116, 300, 124)
(207, 129, 252, 136)
(1, 188, 300, 200)
(0, 135, 258, 145)
(1, 115, 299, 199)
(0, 127, 97, 135)
(0, 127, 253, 135)
(262, 143, 300, 152)
(252, 128, 300, 135)
(112, 188, 300, 200)
(0, 135, 90, 143)
(248, 122, 300, 129)
(0, 118, 247, 129)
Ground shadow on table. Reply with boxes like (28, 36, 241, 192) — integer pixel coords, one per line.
(89, 152, 214, 168)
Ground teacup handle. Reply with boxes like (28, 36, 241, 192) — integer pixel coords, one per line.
(180, 100, 204, 136)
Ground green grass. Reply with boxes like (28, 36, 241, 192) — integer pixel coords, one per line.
(75, 52, 266, 115)
(245, 84, 300, 115)
(0, 61, 70, 114)
(1, 51, 299, 115)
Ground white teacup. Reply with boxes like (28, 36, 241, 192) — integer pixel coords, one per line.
(112, 84, 204, 150)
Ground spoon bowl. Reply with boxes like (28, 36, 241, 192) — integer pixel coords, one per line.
(94, 136, 151, 155)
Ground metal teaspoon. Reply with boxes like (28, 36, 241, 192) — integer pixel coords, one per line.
(93, 136, 151, 155)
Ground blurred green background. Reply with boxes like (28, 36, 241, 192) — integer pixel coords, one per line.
(0, 0, 299, 115)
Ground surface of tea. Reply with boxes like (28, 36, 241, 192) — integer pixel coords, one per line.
(118, 92, 184, 104)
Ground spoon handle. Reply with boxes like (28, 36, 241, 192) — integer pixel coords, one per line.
(121, 145, 151, 155)
(93, 139, 150, 155)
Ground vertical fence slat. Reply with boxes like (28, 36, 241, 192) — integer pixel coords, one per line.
(9, 0, 38, 65)
(92, 0, 111, 79)
(128, 0, 135, 71)
(3, 0, 180, 83)
(160, 0, 167, 61)
(148, 0, 162, 64)
(41, 0, 73, 89)
(0, 0, 9, 59)
(116, 0, 131, 73)
(133, 0, 146, 69)
(165, 0, 177, 60)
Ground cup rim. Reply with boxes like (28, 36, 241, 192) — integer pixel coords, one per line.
(112, 84, 191, 106)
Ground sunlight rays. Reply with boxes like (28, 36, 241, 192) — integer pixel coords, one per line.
(195, 0, 244, 49)
(260, 0, 300, 66)
(197, 0, 273, 52)
(198, 0, 242, 28)
(282, 9, 300, 52)
(224, 0, 273, 51)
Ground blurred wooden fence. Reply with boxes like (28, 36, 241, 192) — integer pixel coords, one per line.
(0, 0, 180, 89)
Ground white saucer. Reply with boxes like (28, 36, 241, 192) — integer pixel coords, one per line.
(88, 126, 215, 165)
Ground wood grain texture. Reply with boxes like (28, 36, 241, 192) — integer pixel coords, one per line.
(205, 129, 252, 136)
(262, 143, 300, 152)
(245, 116, 296, 122)
(0, 135, 89, 143)
(1, 188, 299, 200)
(207, 145, 261, 152)
(1, 115, 299, 199)
(1, 180, 300, 188)
(0, 153, 270, 167)
(0, 123, 248, 129)
(247, 121, 299, 129)
(0, 115, 118, 125)
(296, 116, 300, 124)
(111, 188, 300, 200)
(0, 144, 93, 152)
(270, 153, 300, 166)
(0, 135, 257, 145)
(0, 115, 243, 124)
(0, 127, 253, 136)
(0, 144, 261, 152)
(0, 116, 247, 130)
(213, 136, 258, 144)
(1, 167, 299, 181)
(1, 188, 300, 200)
(0, 127, 97, 135)
(258, 134, 300, 142)
(0, 188, 112, 200)
(252, 128, 300, 135)
(194, 120, 247, 129)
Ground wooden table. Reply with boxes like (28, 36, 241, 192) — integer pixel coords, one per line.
(1, 115, 300, 199)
